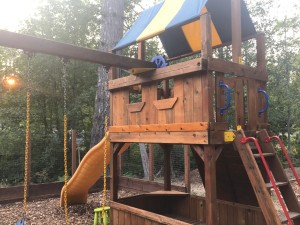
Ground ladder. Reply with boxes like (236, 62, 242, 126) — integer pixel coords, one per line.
(234, 129, 300, 225)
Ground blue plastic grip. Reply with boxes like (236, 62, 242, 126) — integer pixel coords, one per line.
(219, 80, 231, 115)
(151, 55, 169, 68)
(257, 87, 269, 116)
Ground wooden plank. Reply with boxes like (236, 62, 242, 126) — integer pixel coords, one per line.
(173, 78, 185, 123)
(110, 201, 195, 225)
(131, 213, 138, 225)
(202, 72, 214, 122)
(256, 33, 267, 75)
(208, 58, 267, 81)
(234, 130, 282, 225)
(138, 41, 145, 60)
(141, 84, 157, 124)
(234, 79, 245, 128)
(119, 210, 125, 225)
(184, 145, 191, 193)
(124, 212, 131, 225)
(193, 74, 203, 122)
(247, 79, 257, 130)
(183, 76, 194, 123)
(109, 122, 209, 132)
(109, 131, 208, 144)
(204, 145, 217, 225)
(108, 59, 205, 90)
(0, 30, 154, 69)
(127, 102, 145, 113)
(112, 90, 129, 126)
(153, 97, 178, 110)
(162, 144, 172, 191)
(112, 208, 119, 225)
(231, 0, 242, 63)
(200, 13, 212, 59)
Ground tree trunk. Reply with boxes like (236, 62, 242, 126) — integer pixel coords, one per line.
(90, 0, 124, 147)
(139, 143, 149, 179)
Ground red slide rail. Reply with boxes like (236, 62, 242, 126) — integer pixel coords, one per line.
(265, 136, 300, 187)
(241, 137, 293, 225)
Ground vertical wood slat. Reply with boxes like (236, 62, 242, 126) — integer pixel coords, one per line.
(215, 72, 225, 122)
(141, 84, 157, 124)
(183, 76, 194, 123)
(113, 90, 129, 126)
(247, 79, 257, 130)
(131, 213, 138, 225)
(184, 145, 191, 193)
(193, 74, 203, 122)
(231, 0, 242, 63)
(202, 72, 214, 122)
(234, 79, 245, 128)
(112, 208, 119, 225)
(201, 13, 212, 59)
(163, 145, 172, 191)
(205, 145, 217, 225)
(173, 78, 184, 123)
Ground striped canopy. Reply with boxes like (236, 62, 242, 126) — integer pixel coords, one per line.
(114, 0, 256, 58)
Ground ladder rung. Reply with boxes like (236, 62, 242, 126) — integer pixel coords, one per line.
(265, 181, 288, 189)
(253, 153, 275, 158)
(279, 211, 300, 223)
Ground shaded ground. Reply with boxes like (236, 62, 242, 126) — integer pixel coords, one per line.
(0, 168, 299, 224)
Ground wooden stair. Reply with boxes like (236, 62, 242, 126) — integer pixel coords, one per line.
(234, 129, 300, 225)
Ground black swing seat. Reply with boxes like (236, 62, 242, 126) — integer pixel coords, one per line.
(16, 218, 25, 225)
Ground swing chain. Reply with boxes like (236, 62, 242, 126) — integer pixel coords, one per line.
(62, 58, 69, 225)
(23, 53, 33, 217)
(101, 116, 109, 218)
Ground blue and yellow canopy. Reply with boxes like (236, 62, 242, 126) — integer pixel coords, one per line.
(114, 0, 256, 58)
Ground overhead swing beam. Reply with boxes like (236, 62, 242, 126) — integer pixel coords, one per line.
(0, 29, 155, 70)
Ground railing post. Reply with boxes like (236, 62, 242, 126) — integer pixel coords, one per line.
(231, 0, 242, 63)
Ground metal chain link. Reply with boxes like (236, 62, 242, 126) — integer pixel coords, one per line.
(62, 58, 69, 225)
(23, 53, 32, 216)
(101, 116, 108, 218)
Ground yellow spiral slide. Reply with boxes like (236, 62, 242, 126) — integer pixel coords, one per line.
(60, 134, 129, 206)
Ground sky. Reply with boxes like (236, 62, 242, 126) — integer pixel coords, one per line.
(0, 0, 298, 32)
(0, 0, 45, 31)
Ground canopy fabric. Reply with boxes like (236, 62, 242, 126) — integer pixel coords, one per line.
(114, 0, 256, 58)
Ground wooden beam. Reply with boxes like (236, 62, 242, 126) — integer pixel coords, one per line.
(201, 13, 212, 59)
(108, 58, 205, 90)
(109, 131, 208, 145)
(138, 41, 145, 60)
(191, 145, 204, 161)
(231, 0, 242, 63)
(256, 33, 267, 76)
(204, 145, 217, 225)
(0, 29, 154, 69)
(208, 58, 267, 81)
(161, 145, 172, 191)
(184, 145, 191, 193)
(109, 122, 209, 133)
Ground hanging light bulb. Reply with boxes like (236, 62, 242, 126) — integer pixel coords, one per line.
(2, 73, 20, 90)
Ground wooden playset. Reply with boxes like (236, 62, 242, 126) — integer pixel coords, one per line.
(1, 0, 300, 225)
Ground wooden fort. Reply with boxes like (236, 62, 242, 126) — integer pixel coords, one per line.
(0, 0, 299, 224)
(107, 1, 300, 225)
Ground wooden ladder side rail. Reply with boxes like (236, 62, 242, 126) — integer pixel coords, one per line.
(234, 130, 282, 225)
(265, 134, 300, 187)
(257, 130, 300, 213)
(240, 136, 293, 225)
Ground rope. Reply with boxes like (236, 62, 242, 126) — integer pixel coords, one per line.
(23, 53, 32, 216)
(62, 59, 69, 225)
(101, 116, 108, 218)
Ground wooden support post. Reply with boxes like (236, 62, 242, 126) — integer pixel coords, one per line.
(231, 0, 242, 63)
(204, 145, 217, 225)
(161, 145, 172, 191)
(71, 129, 77, 175)
(256, 33, 267, 75)
(110, 143, 125, 201)
(149, 144, 154, 181)
(200, 13, 212, 60)
(138, 41, 145, 60)
(184, 145, 191, 193)
(215, 72, 225, 122)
